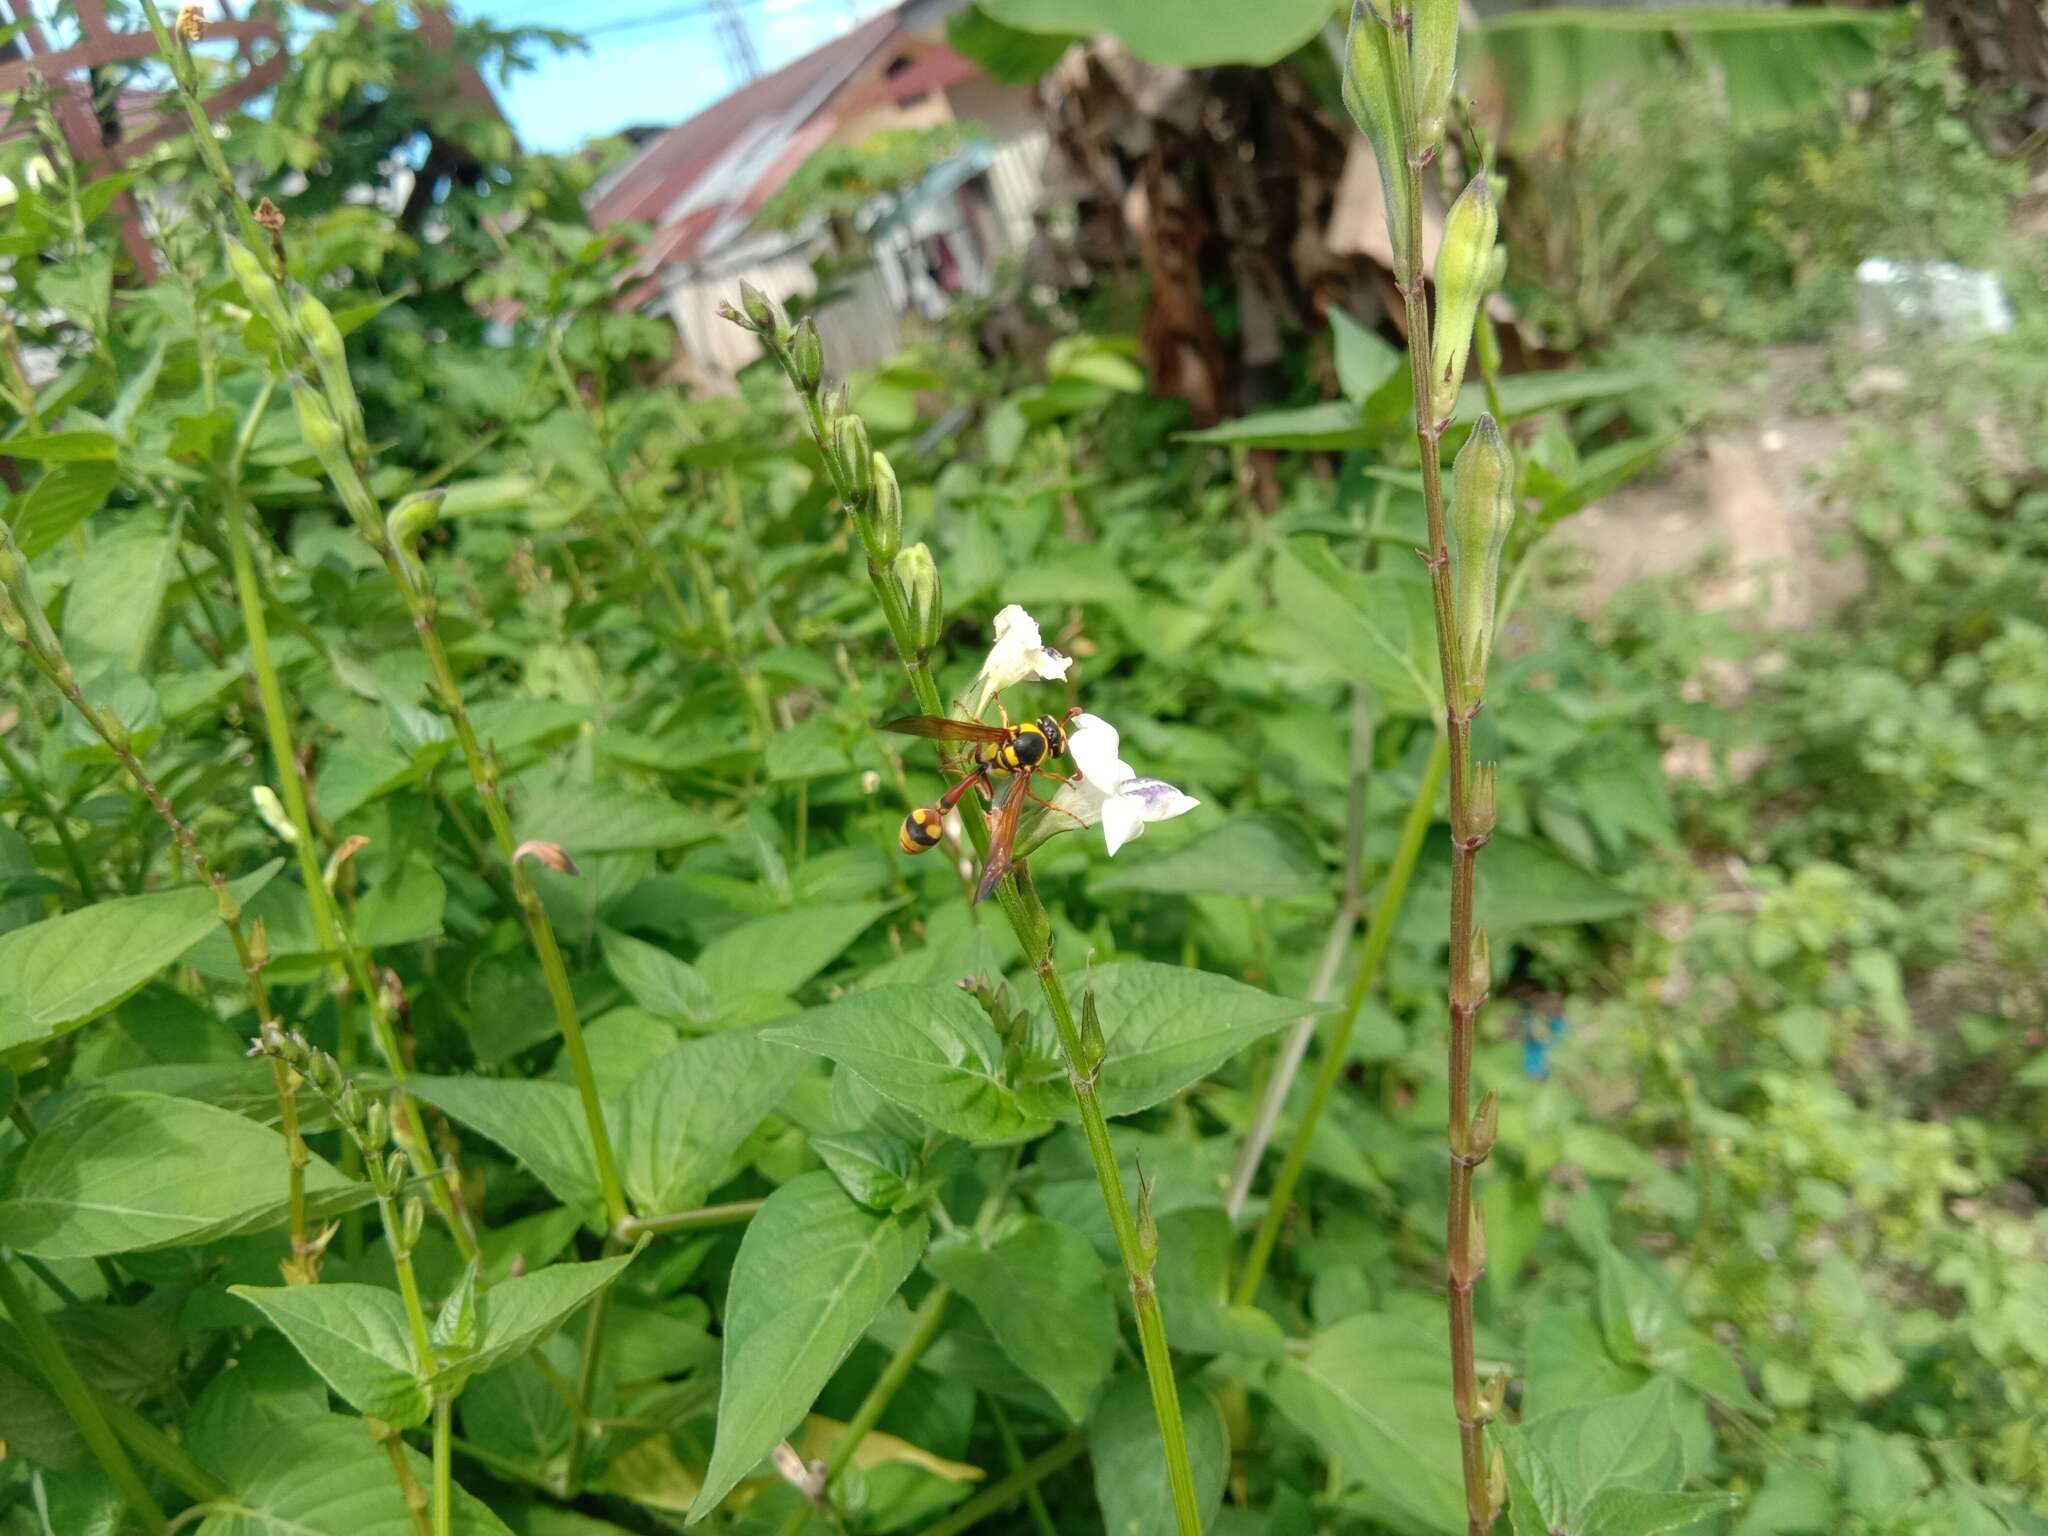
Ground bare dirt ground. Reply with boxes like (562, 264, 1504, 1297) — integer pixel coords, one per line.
(1556, 345, 1863, 631)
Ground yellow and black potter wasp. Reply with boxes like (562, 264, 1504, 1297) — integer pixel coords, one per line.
(885, 709, 1080, 902)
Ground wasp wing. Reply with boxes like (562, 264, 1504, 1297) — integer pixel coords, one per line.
(973, 770, 1032, 905)
(880, 715, 1013, 745)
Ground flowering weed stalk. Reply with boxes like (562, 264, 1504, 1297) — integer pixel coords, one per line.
(0, 519, 319, 1283)
(727, 289, 1207, 1536)
(1344, 1, 1514, 1527)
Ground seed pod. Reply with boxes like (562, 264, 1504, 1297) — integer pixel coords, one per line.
(1341, 1, 1413, 274)
(364, 1099, 389, 1154)
(385, 1149, 409, 1193)
(1430, 176, 1499, 421)
(245, 917, 272, 973)
(398, 1196, 425, 1253)
(1468, 761, 1497, 838)
(437, 475, 535, 521)
(1447, 414, 1514, 695)
(1412, 0, 1460, 153)
(1487, 1442, 1508, 1515)
(295, 289, 364, 454)
(224, 238, 294, 341)
(790, 315, 823, 395)
(869, 450, 902, 564)
(832, 414, 872, 506)
(1134, 1168, 1159, 1275)
(1477, 1368, 1509, 1422)
(1076, 988, 1106, 1080)
(893, 543, 942, 654)
(338, 1083, 365, 1131)
(289, 379, 381, 537)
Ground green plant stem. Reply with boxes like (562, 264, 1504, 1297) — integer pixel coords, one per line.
(1394, 30, 1498, 1534)
(3, 618, 315, 1281)
(221, 409, 478, 1262)
(372, 540, 628, 1232)
(561, 1251, 617, 1494)
(988, 1399, 1059, 1536)
(0, 1255, 167, 1534)
(371, 1418, 435, 1536)
(134, 0, 271, 256)
(768, 335, 1204, 1536)
(615, 1197, 764, 1240)
(432, 1397, 453, 1536)
(915, 1433, 1088, 1536)
(1234, 732, 1448, 1306)
(773, 1285, 954, 1536)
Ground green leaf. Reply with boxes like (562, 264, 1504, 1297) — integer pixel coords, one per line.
(353, 856, 446, 949)
(1580, 1487, 1741, 1536)
(696, 901, 892, 998)
(689, 1172, 929, 1521)
(1269, 540, 1437, 714)
(925, 1215, 1115, 1422)
(946, 5, 1077, 84)
(195, 1411, 513, 1535)
(1522, 1379, 1688, 1526)
(1179, 400, 1366, 451)
(60, 523, 179, 671)
(0, 863, 278, 1052)
(7, 460, 120, 559)
(1263, 1314, 1465, 1534)
(513, 781, 720, 856)
(1018, 961, 1320, 1120)
(402, 1077, 601, 1213)
(0, 431, 118, 462)
(226, 1284, 429, 1427)
(0, 1091, 365, 1258)
(1092, 816, 1325, 898)
(1535, 427, 1685, 529)
(1407, 829, 1640, 937)
(1330, 307, 1401, 405)
(1089, 1371, 1230, 1536)
(810, 1130, 918, 1211)
(613, 1030, 804, 1213)
(763, 985, 1038, 1142)
(1150, 1206, 1287, 1359)
(982, 0, 1330, 66)
(603, 927, 716, 1025)
(428, 1254, 633, 1396)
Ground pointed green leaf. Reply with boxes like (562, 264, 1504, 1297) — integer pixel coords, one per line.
(400, 1077, 601, 1213)
(0, 1090, 365, 1257)
(227, 1284, 428, 1428)
(696, 901, 892, 999)
(1089, 1371, 1230, 1536)
(689, 1172, 928, 1522)
(925, 1215, 1115, 1422)
(0, 863, 279, 1052)
(614, 1029, 804, 1214)
(763, 985, 1038, 1142)
(1263, 1314, 1465, 1534)
(602, 927, 716, 1025)
(1018, 961, 1322, 1120)
(428, 1254, 633, 1396)
(1580, 1487, 1742, 1536)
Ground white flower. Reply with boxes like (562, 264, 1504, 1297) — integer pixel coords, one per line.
(969, 604, 1071, 714)
(1052, 712, 1200, 856)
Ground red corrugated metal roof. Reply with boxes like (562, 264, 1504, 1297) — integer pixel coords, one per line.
(587, 6, 986, 272)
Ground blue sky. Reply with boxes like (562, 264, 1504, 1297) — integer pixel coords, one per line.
(468, 0, 895, 151)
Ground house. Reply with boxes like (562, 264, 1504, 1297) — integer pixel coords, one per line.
(585, 0, 1051, 382)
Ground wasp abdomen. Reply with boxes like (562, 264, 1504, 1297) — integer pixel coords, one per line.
(899, 807, 944, 854)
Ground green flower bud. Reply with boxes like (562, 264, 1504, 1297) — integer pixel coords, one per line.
(289, 379, 381, 538)
(385, 1149, 409, 1193)
(1487, 1442, 1507, 1515)
(437, 474, 535, 521)
(869, 450, 902, 564)
(386, 490, 446, 551)
(309, 1051, 342, 1095)
(295, 289, 364, 455)
(224, 237, 294, 341)
(1484, 243, 1508, 296)
(0, 521, 60, 659)
(245, 917, 271, 972)
(1467, 1089, 1499, 1163)
(1134, 1166, 1159, 1276)
(338, 1082, 364, 1129)
(790, 315, 823, 395)
(1341, 0, 1413, 275)
(893, 543, 942, 655)
(364, 1099, 389, 1154)
(1448, 413, 1514, 695)
(1430, 175, 1498, 421)
(737, 280, 782, 335)
(833, 414, 872, 506)
(1412, 0, 1460, 153)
